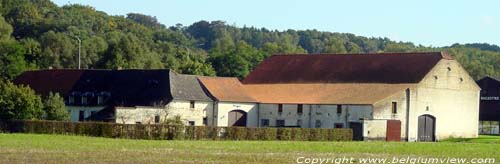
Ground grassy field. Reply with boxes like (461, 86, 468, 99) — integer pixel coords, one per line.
(0, 133, 498, 164)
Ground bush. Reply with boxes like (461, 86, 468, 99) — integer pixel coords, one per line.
(0, 120, 353, 141)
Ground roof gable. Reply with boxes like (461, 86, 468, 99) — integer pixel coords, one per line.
(243, 52, 450, 84)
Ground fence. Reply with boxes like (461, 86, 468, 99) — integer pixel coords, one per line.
(0, 120, 353, 141)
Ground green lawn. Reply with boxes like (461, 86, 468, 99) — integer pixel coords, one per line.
(0, 133, 498, 163)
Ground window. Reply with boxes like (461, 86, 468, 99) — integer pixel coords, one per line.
(392, 102, 398, 114)
(261, 119, 270, 127)
(188, 121, 195, 126)
(334, 123, 344, 128)
(297, 104, 303, 114)
(315, 120, 322, 128)
(336, 105, 342, 114)
(68, 96, 75, 105)
(297, 119, 302, 127)
(155, 115, 160, 123)
(78, 110, 85, 121)
(97, 96, 104, 105)
(90, 111, 96, 116)
(203, 117, 208, 125)
(81, 96, 88, 105)
(278, 104, 283, 114)
(276, 120, 285, 127)
(190, 101, 195, 109)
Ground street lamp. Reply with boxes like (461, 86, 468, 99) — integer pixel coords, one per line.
(75, 36, 81, 69)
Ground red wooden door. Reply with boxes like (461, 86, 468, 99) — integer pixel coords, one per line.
(386, 120, 401, 141)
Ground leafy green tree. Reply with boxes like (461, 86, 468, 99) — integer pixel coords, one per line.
(126, 13, 165, 29)
(324, 39, 347, 53)
(0, 81, 44, 120)
(0, 15, 13, 41)
(42, 92, 69, 121)
(0, 41, 29, 80)
(209, 41, 265, 78)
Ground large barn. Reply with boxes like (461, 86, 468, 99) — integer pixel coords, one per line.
(200, 52, 480, 141)
(13, 52, 480, 142)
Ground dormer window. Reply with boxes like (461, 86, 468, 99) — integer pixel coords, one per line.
(81, 96, 88, 105)
(97, 96, 104, 105)
(68, 96, 75, 105)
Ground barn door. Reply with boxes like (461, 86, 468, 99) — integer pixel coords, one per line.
(228, 110, 247, 127)
(418, 115, 435, 142)
(350, 122, 363, 141)
(386, 120, 401, 141)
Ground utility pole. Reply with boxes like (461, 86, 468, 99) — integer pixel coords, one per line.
(75, 36, 81, 69)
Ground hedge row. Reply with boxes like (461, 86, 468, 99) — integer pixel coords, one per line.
(0, 120, 352, 141)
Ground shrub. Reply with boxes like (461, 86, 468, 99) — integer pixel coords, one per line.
(0, 120, 353, 141)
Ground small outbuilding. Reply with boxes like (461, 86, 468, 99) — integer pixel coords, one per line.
(477, 76, 500, 134)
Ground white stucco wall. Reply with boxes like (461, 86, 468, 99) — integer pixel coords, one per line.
(258, 104, 372, 128)
(363, 120, 387, 140)
(372, 90, 409, 140)
(407, 59, 480, 141)
(115, 100, 213, 125)
(214, 102, 258, 127)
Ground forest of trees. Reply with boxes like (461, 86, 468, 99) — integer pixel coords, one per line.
(0, 0, 499, 82)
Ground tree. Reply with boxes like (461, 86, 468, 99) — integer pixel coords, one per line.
(0, 15, 13, 41)
(42, 92, 69, 121)
(0, 81, 44, 120)
(209, 41, 265, 78)
(126, 13, 165, 29)
(0, 41, 29, 80)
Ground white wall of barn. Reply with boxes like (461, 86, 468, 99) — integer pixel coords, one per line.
(214, 102, 258, 127)
(371, 90, 409, 140)
(407, 59, 480, 141)
(258, 104, 372, 128)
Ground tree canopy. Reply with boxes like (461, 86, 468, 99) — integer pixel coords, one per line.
(0, 0, 498, 81)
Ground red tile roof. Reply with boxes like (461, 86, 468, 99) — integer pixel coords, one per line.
(198, 77, 257, 102)
(243, 52, 451, 84)
(243, 83, 414, 104)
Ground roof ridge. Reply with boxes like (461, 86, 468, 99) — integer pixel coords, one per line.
(271, 51, 443, 56)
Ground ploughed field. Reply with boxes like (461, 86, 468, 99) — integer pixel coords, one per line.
(0, 133, 498, 163)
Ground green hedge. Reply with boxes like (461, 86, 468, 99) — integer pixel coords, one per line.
(0, 120, 352, 141)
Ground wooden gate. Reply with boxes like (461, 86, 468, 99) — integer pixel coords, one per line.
(418, 115, 435, 142)
(386, 120, 401, 141)
(228, 110, 247, 127)
(350, 122, 363, 141)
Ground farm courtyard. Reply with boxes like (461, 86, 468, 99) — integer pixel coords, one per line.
(0, 134, 499, 164)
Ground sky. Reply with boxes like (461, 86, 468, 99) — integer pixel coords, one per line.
(52, 0, 500, 47)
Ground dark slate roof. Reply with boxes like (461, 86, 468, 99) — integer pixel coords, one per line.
(477, 76, 500, 88)
(12, 69, 84, 96)
(169, 72, 212, 101)
(242, 52, 452, 84)
(13, 69, 212, 107)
